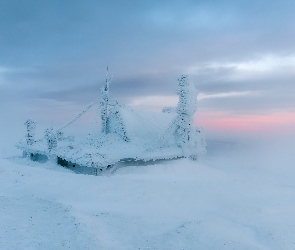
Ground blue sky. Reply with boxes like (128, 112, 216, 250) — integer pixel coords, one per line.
(1, 0, 295, 138)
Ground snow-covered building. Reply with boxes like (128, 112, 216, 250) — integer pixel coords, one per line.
(17, 75, 206, 174)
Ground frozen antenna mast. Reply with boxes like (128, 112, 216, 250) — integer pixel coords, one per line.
(100, 66, 112, 134)
(158, 75, 205, 160)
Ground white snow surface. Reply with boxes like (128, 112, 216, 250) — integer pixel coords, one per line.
(1, 138, 295, 249)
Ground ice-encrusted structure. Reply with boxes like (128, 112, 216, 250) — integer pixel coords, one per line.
(17, 75, 206, 174)
(24, 119, 36, 146)
(44, 127, 57, 151)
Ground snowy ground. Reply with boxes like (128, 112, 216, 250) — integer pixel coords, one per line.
(1, 138, 295, 249)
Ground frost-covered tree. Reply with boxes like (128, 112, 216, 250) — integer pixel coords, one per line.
(24, 119, 36, 145)
(44, 127, 57, 151)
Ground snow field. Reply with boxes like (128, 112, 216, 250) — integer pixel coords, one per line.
(0, 139, 295, 249)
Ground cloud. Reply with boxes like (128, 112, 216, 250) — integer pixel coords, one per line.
(129, 95, 178, 111)
(181, 54, 295, 116)
(189, 54, 295, 81)
(198, 91, 258, 100)
(1, 1, 295, 136)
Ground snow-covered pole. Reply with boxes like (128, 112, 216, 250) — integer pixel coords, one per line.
(101, 67, 112, 134)
(44, 127, 57, 151)
(24, 119, 36, 145)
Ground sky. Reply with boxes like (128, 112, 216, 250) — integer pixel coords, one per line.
(1, 0, 295, 141)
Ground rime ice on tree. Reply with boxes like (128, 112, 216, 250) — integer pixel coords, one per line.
(17, 74, 206, 174)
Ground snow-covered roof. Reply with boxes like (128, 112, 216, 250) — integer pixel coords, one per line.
(108, 104, 175, 144)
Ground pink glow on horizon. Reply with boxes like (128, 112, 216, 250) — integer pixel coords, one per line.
(195, 111, 295, 135)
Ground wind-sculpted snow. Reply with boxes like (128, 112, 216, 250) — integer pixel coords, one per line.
(1, 139, 295, 249)
(0, 196, 97, 249)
